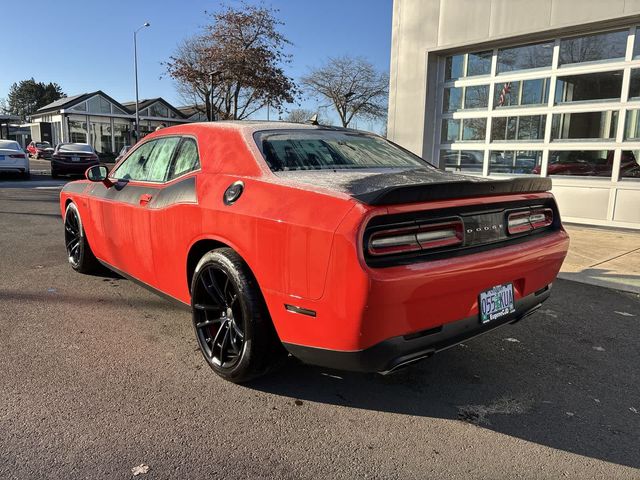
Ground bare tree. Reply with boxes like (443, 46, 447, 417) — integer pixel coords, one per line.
(301, 56, 388, 128)
(164, 2, 298, 121)
(283, 108, 330, 125)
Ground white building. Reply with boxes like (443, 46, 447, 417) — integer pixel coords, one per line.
(388, 0, 640, 229)
(31, 91, 193, 158)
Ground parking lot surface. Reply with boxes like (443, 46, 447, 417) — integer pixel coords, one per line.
(0, 179, 639, 479)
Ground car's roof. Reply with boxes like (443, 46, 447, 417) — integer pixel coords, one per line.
(183, 120, 364, 135)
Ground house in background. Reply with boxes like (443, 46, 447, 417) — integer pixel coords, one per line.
(388, 0, 640, 229)
(31, 91, 192, 158)
(178, 105, 208, 122)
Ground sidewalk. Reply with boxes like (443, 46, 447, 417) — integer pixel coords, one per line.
(560, 224, 640, 295)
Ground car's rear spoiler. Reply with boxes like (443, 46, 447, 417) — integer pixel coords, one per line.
(352, 177, 552, 206)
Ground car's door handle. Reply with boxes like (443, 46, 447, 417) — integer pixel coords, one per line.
(139, 193, 153, 206)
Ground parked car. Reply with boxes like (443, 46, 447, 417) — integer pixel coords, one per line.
(0, 140, 30, 178)
(59, 122, 569, 383)
(114, 145, 131, 163)
(27, 141, 54, 159)
(51, 143, 99, 178)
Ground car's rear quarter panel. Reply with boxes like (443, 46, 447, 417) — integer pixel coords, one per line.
(274, 192, 569, 352)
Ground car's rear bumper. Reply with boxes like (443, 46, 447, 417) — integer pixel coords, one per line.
(0, 160, 29, 173)
(52, 160, 98, 174)
(284, 284, 551, 373)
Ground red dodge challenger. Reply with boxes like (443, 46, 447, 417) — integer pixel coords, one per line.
(60, 122, 569, 383)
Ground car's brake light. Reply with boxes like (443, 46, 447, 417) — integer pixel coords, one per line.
(369, 220, 463, 256)
(9, 154, 25, 158)
(507, 208, 553, 235)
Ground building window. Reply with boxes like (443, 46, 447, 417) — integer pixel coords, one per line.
(445, 54, 464, 80)
(555, 71, 623, 103)
(547, 150, 615, 177)
(497, 41, 553, 73)
(467, 50, 492, 76)
(443, 87, 463, 112)
(628, 69, 640, 99)
(114, 123, 131, 152)
(68, 119, 87, 143)
(441, 149, 484, 172)
(559, 30, 628, 66)
(441, 119, 460, 142)
(489, 150, 542, 175)
(461, 118, 487, 141)
(492, 115, 546, 141)
(87, 96, 112, 115)
(149, 103, 169, 118)
(620, 150, 640, 179)
(551, 111, 618, 140)
(90, 121, 112, 154)
(463, 85, 490, 109)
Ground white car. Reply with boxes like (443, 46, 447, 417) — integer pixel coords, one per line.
(0, 140, 30, 179)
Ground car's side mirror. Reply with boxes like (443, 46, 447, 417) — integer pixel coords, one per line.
(86, 165, 113, 187)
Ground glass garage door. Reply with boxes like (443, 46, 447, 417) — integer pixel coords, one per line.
(436, 27, 640, 227)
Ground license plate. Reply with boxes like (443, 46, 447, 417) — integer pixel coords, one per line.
(479, 283, 515, 324)
(72, 156, 80, 162)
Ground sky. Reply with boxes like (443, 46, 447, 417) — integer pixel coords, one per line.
(0, 0, 393, 128)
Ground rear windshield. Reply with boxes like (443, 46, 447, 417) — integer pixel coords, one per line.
(59, 144, 93, 153)
(255, 130, 428, 172)
(0, 140, 21, 150)
(36, 142, 51, 148)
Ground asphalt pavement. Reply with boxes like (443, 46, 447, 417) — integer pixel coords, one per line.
(0, 175, 639, 479)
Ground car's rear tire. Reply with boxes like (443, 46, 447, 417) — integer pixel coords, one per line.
(51, 169, 59, 179)
(64, 203, 101, 274)
(191, 248, 285, 383)
(21, 171, 30, 180)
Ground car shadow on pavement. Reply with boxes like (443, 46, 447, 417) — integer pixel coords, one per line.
(249, 279, 640, 469)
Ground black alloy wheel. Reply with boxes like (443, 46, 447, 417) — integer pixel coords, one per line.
(193, 265, 246, 369)
(63, 203, 100, 274)
(191, 248, 285, 383)
(64, 206, 82, 267)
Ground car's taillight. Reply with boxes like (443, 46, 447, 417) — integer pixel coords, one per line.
(90, 154, 99, 161)
(368, 219, 463, 256)
(507, 208, 553, 235)
(9, 154, 25, 158)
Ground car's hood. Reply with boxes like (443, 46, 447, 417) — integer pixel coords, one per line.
(275, 167, 552, 206)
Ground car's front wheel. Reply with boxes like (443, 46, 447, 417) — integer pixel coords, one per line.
(64, 203, 101, 274)
(191, 248, 285, 383)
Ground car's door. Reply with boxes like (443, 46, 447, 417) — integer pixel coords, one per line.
(88, 136, 181, 286)
(148, 136, 202, 298)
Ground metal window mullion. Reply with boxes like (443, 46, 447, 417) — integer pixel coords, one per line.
(626, 27, 635, 62)
(539, 40, 561, 177)
(482, 50, 498, 177)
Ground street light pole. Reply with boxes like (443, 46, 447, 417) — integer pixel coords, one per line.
(134, 22, 150, 142)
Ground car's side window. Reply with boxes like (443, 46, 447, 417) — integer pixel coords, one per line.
(146, 137, 181, 182)
(112, 137, 180, 182)
(167, 137, 200, 181)
(112, 140, 157, 181)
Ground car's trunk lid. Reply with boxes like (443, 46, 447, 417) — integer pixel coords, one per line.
(275, 167, 551, 205)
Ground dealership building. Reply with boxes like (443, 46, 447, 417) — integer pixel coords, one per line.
(30, 91, 195, 158)
(388, 0, 640, 228)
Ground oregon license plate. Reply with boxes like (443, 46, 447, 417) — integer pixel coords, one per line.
(479, 283, 515, 324)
